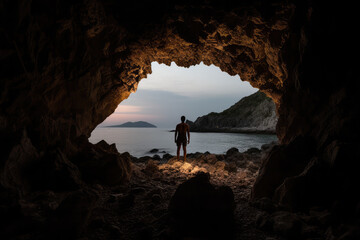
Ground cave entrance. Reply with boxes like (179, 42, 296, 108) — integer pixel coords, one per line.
(89, 61, 278, 158)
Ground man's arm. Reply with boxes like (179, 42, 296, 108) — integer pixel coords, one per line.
(187, 124, 190, 144)
(175, 127, 178, 143)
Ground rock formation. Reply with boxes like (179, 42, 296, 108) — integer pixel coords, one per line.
(0, 0, 359, 239)
(188, 91, 278, 133)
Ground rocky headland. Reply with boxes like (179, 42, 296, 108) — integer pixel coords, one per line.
(187, 91, 278, 134)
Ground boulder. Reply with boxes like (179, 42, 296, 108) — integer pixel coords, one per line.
(149, 148, 159, 153)
(162, 153, 173, 160)
(168, 172, 235, 239)
(251, 136, 316, 200)
(226, 147, 239, 157)
(1, 130, 39, 193)
(95, 140, 118, 153)
(244, 147, 261, 154)
(73, 139, 132, 186)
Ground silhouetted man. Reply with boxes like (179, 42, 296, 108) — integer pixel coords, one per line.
(175, 116, 190, 161)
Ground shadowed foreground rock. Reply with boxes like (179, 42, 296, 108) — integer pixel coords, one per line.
(73, 138, 132, 186)
(168, 172, 235, 239)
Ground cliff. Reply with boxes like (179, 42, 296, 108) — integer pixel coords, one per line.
(188, 91, 277, 133)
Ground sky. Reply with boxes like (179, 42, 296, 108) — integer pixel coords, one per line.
(98, 62, 258, 128)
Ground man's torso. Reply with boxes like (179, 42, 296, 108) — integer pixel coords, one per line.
(176, 123, 189, 140)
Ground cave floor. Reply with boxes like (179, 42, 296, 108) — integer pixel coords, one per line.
(84, 152, 284, 240)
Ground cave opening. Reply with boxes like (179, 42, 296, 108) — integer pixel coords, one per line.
(89, 61, 278, 159)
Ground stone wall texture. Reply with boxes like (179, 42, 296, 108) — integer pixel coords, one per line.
(0, 0, 359, 220)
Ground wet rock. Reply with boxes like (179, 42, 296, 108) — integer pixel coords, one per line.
(136, 156, 152, 163)
(149, 148, 159, 153)
(187, 152, 203, 159)
(162, 153, 173, 160)
(168, 172, 235, 239)
(261, 141, 278, 152)
(244, 147, 261, 154)
(226, 147, 239, 157)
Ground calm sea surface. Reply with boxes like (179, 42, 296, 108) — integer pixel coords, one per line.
(89, 128, 278, 158)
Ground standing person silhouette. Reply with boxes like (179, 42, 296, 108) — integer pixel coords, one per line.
(175, 116, 190, 162)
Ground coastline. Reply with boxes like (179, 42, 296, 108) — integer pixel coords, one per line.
(169, 129, 276, 135)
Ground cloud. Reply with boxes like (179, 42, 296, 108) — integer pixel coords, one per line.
(96, 62, 258, 128)
(139, 62, 255, 98)
(113, 105, 142, 114)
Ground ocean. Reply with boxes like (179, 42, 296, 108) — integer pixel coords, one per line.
(89, 127, 278, 158)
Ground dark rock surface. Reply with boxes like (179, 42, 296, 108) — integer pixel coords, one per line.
(0, 0, 359, 239)
(169, 172, 235, 239)
(73, 138, 132, 186)
(251, 136, 316, 201)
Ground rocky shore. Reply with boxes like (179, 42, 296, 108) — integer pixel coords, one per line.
(81, 144, 281, 240)
(1, 139, 349, 240)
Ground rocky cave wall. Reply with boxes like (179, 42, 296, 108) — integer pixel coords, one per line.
(1, 0, 359, 215)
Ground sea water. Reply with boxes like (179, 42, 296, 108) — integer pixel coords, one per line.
(89, 127, 278, 158)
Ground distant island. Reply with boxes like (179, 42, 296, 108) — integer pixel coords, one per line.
(106, 121, 157, 128)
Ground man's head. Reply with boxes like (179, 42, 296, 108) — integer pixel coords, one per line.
(181, 116, 186, 123)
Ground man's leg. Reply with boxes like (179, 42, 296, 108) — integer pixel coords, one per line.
(177, 145, 180, 161)
(183, 145, 187, 162)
